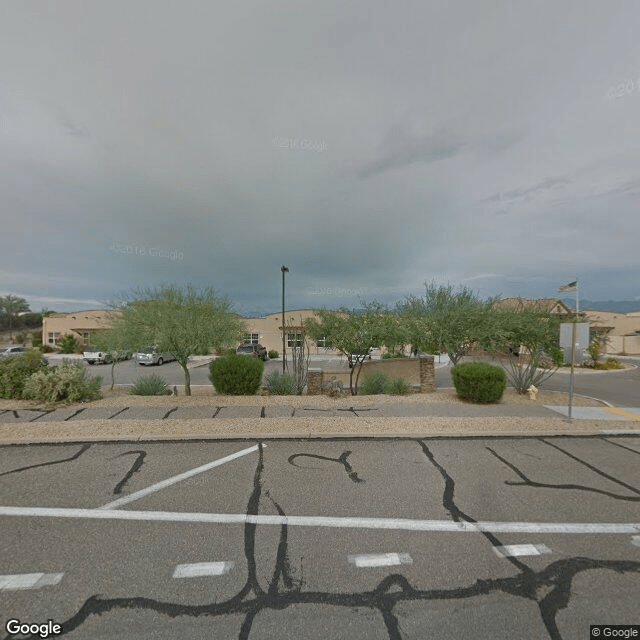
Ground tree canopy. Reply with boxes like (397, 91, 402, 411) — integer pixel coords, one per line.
(105, 285, 246, 395)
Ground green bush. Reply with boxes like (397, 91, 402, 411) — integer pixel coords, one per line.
(31, 331, 42, 348)
(22, 362, 102, 404)
(547, 345, 564, 367)
(381, 352, 404, 359)
(264, 371, 296, 395)
(384, 378, 410, 395)
(58, 334, 79, 354)
(129, 374, 169, 396)
(358, 372, 390, 395)
(0, 349, 49, 399)
(268, 350, 279, 359)
(209, 353, 264, 395)
(451, 361, 506, 403)
(14, 332, 28, 344)
(40, 344, 55, 353)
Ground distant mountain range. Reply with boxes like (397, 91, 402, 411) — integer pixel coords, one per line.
(561, 299, 640, 313)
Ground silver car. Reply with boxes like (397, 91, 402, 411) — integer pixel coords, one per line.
(135, 346, 176, 366)
(0, 345, 26, 360)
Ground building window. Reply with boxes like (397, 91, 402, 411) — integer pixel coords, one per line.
(83, 332, 91, 343)
(316, 336, 326, 348)
(48, 332, 59, 345)
(287, 332, 303, 348)
(243, 333, 259, 345)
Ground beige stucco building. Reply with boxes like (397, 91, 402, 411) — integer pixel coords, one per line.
(583, 309, 640, 355)
(239, 309, 342, 356)
(42, 310, 121, 348)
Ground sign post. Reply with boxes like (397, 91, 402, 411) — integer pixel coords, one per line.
(558, 279, 584, 422)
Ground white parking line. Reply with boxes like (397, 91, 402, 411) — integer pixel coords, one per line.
(99, 444, 264, 510)
(173, 562, 233, 578)
(348, 553, 412, 567)
(1, 506, 639, 534)
(493, 544, 551, 558)
(0, 572, 64, 590)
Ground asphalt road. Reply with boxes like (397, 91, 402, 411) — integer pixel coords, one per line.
(1, 437, 639, 639)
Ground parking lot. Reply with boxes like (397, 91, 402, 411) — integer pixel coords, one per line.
(1, 436, 639, 639)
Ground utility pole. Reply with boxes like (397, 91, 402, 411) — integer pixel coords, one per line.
(281, 265, 289, 374)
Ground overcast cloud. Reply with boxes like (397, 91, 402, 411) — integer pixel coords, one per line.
(1, 1, 639, 315)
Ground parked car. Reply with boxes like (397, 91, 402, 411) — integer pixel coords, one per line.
(348, 349, 372, 368)
(236, 343, 268, 361)
(135, 346, 176, 366)
(0, 345, 26, 360)
(83, 347, 112, 365)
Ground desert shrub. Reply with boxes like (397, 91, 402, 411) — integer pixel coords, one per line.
(22, 362, 102, 403)
(209, 353, 264, 395)
(14, 332, 28, 344)
(0, 349, 49, 399)
(129, 374, 169, 396)
(451, 361, 506, 403)
(384, 377, 410, 395)
(58, 334, 79, 354)
(40, 344, 55, 353)
(358, 371, 390, 395)
(268, 350, 279, 359)
(31, 331, 42, 348)
(264, 371, 296, 395)
(547, 345, 564, 367)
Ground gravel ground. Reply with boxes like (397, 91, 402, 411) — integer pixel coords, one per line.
(0, 387, 606, 410)
(0, 387, 632, 446)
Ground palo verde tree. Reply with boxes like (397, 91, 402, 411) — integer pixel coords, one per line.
(304, 302, 404, 395)
(108, 285, 247, 396)
(91, 322, 137, 391)
(489, 304, 563, 393)
(398, 282, 498, 364)
(0, 295, 30, 339)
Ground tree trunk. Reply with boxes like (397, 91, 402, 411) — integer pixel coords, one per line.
(110, 362, 116, 390)
(181, 363, 191, 396)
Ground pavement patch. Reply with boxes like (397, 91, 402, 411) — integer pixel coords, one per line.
(216, 406, 262, 418)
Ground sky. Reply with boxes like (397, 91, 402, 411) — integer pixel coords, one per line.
(1, 1, 639, 317)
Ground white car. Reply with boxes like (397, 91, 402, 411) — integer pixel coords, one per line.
(83, 347, 112, 365)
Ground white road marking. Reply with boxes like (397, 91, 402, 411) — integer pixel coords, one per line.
(1, 506, 639, 534)
(173, 562, 233, 578)
(99, 444, 264, 509)
(348, 553, 412, 567)
(493, 544, 551, 558)
(0, 572, 64, 590)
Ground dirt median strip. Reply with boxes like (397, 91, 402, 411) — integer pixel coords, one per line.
(0, 416, 635, 444)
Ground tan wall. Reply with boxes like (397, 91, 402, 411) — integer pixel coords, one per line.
(622, 335, 640, 354)
(42, 310, 119, 347)
(309, 357, 436, 394)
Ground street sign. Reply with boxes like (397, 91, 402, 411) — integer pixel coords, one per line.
(560, 322, 590, 365)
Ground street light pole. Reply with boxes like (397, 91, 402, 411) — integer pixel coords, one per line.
(281, 265, 289, 374)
